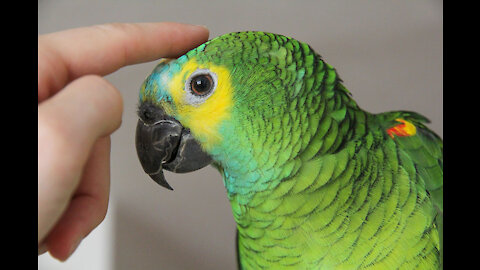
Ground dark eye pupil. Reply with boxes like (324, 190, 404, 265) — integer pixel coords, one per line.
(191, 75, 213, 95)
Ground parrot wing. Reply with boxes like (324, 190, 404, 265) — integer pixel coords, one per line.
(380, 111, 443, 264)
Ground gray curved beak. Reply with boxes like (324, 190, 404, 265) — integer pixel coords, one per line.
(135, 102, 212, 190)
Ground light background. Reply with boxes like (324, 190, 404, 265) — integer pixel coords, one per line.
(38, 1, 443, 269)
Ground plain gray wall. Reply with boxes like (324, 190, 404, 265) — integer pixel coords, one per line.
(38, 1, 442, 269)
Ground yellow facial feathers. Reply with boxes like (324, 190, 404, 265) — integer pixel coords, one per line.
(167, 59, 234, 150)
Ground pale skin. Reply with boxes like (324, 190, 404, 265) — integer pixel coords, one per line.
(38, 22, 209, 261)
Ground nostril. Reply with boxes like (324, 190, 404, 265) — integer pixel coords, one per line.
(142, 107, 155, 122)
(138, 102, 166, 124)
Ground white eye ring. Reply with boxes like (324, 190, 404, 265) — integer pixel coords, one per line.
(184, 69, 218, 105)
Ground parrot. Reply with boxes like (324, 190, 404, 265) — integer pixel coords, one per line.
(135, 31, 443, 269)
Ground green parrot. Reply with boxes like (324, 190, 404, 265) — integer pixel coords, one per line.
(135, 31, 443, 269)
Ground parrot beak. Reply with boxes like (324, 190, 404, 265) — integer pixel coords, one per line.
(135, 102, 213, 190)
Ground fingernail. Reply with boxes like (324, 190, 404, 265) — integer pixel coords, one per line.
(193, 24, 209, 31)
(67, 238, 82, 258)
(38, 243, 48, 255)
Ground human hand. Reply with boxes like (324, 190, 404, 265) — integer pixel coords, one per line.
(38, 22, 209, 261)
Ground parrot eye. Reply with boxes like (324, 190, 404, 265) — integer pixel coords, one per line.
(184, 69, 217, 105)
(190, 74, 213, 95)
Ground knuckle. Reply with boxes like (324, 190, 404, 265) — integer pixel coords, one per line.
(93, 22, 139, 38)
(76, 75, 123, 130)
(78, 75, 123, 109)
(96, 22, 129, 32)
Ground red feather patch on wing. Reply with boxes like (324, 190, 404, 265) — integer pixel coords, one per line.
(387, 118, 417, 139)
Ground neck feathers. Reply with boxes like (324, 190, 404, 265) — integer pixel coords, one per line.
(218, 67, 366, 206)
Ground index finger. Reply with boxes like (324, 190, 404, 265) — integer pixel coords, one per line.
(38, 22, 209, 102)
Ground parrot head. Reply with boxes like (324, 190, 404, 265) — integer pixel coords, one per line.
(136, 31, 338, 192)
